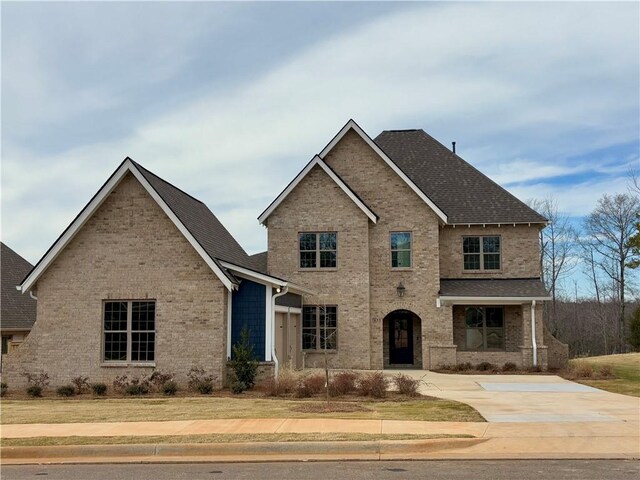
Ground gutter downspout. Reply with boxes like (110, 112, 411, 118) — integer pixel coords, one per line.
(271, 286, 288, 380)
(531, 300, 537, 367)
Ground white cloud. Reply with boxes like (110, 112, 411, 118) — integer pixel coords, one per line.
(2, 1, 638, 263)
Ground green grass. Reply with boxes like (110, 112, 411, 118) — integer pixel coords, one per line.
(568, 353, 640, 397)
(0, 395, 484, 425)
(1, 432, 473, 447)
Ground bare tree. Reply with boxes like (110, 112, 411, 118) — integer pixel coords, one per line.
(582, 193, 640, 351)
(529, 197, 577, 335)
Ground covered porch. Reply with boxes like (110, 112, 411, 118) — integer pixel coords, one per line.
(439, 278, 551, 369)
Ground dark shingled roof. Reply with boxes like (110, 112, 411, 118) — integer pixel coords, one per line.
(374, 130, 547, 224)
(1, 243, 37, 330)
(132, 161, 255, 280)
(249, 251, 268, 274)
(439, 278, 549, 298)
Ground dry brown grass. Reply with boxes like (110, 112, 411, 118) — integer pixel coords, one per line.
(0, 394, 484, 425)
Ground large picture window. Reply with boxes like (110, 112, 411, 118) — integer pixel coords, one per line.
(299, 232, 337, 269)
(390, 232, 412, 268)
(302, 305, 337, 351)
(463, 236, 501, 270)
(464, 306, 504, 350)
(103, 300, 155, 363)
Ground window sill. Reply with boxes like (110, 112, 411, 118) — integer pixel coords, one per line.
(461, 269, 502, 274)
(391, 267, 413, 271)
(298, 268, 338, 272)
(101, 362, 156, 368)
(302, 350, 337, 354)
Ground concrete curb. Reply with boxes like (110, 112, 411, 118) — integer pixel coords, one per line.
(1, 438, 487, 464)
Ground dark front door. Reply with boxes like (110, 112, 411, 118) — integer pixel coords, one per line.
(389, 313, 413, 365)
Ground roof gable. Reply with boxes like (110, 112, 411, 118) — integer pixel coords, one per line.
(319, 120, 448, 223)
(19, 159, 245, 292)
(374, 130, 547, 225)
(1, 242, 37, 330)
(258, 155, 378, 225)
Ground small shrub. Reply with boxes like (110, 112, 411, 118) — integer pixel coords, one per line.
(113, 375, 130, 393)
(187, 366, 215, 394)
(263, 369, 297, 397)
(572, 362, 593, 378)
(228, 328, 259, 390)
(330, 371, 359, 396)
(197, 382, 214, 394)
(125, 384, 149, 396)
(56, 385, 76, 397)
(71, 376, 90, 394)
(527, 364, 543, 373)
(1, 382, 7, 397)
(453, 362, 473, 372)
(597, 364, 614, 378)
(302, 373, 326, 395)
(476, 362, 495, 372)
(502, 362, 518, 372)
(26, 385, 43, 397)
(147, 370, 174, 392)
(22, 372, 50, 388)
(91, 383, 108, 396)
(230, 380, 247, 394)
(162, 381, 178, 396)
(393, 373, 420, 397)
(294, 380, 313, 398)
(358, 371, 388, 398)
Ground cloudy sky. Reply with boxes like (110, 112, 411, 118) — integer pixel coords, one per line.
(2, 1, 639, 293)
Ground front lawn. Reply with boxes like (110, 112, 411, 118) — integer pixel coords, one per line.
(0, 394, 484, 425)
(567, 353, 640, 397)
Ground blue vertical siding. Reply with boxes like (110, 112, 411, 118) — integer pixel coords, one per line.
(231, 279, 266, 361)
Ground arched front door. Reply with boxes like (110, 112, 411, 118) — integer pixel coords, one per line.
(387, 310, 414, 365)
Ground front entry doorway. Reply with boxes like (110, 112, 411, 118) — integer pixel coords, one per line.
(388, 310, 414, 365)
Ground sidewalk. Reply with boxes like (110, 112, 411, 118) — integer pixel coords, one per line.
(2, 417, 639, 463)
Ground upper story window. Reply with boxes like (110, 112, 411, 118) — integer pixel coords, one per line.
(391, 232, 412, 268)
(463, 236, 501, 270)
(299, 232, 337, 269)
(302, 305, 337, 351)
(103, 300, 155, 363)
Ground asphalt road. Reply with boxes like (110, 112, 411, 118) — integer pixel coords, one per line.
(2, 460, 639, 480)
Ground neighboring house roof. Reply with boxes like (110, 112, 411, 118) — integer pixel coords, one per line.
(249, 251, 268, 274)
(258, 155, 378, 225)
(374, 129, 547, 225)
(439, 278, 550, 300)
(1, 243, 37, 331)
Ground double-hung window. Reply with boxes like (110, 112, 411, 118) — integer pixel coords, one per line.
(299, 232, 337, 269)
(391, 232, 412, 268)
(465, 306, 504, 350)
(302, 305, 337, 351)
(103, 300, 156, 363)
(463, 236, 501, 270)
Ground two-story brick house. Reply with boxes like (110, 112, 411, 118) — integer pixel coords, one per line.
(260, 120, 553, 372)
(2, 120, 563, 389)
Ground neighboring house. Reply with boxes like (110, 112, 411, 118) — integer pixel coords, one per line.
(1, 243, 37, 358)
(2, 120, 567, 388)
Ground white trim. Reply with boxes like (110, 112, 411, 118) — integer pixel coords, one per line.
(439, 295, 551, 305)
(265, 286, 273, 362)
(258, 155, 377, 225)
(19, 159, 234, 292)
(531, 300, 538, 367)
(219, 261, 315, 295)
(275, 306, 302, 314)
(226, 289, 233, 360)
(319, 120, 448, 223)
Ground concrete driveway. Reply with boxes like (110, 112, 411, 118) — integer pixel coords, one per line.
(385, 370, 639, 424)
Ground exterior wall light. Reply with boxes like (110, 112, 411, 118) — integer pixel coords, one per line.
(396, 282, 406, 298)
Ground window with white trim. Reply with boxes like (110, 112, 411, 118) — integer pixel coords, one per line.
(463, 236, 501, 270)
(302, 305, 337, 350)
(465, 306, 504, 350)
(390, 232, 412, 268)
(299, 232, 337, 269)
(103, 300, 155, 363)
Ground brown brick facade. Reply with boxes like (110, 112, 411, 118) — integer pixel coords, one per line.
(3, 173, 229, 388)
